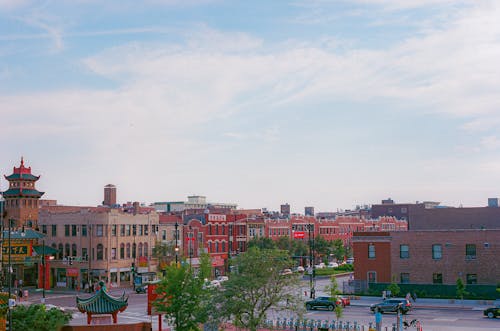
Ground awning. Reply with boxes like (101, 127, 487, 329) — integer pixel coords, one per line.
(32, 245, 59, 255)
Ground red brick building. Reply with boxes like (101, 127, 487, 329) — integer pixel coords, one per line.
(353, 229, 500, 286)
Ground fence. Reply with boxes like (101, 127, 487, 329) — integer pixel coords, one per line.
(257, 318, 401, 331)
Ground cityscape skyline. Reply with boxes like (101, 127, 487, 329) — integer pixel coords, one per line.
(1, 1, 500, 212)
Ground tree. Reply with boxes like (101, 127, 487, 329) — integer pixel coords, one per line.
(247, 237, 276, 250)
(152, 241, 176, 270)
(387, 277, 400, 298)
(331, 239, 346, 262)
(153, 253, 212, 331)
(11, 304, 72, 331)
(328, 276, 343, 320)
(217, 247, 304, 331)
(456, 278, 467, 303)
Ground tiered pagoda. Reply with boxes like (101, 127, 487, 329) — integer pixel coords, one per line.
(2, 157, 44, 228)
(76, 282, 129, 324)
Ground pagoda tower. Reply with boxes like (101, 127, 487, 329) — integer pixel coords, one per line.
(2, 157, 44, 228)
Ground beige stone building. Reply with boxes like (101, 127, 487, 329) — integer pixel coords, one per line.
(38, 206, 160, 290)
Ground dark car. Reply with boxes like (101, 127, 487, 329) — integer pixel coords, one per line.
(135, 285, 148, 294)
(484, 305, 500, 318)
(370, 299, 412, 314)
(305, 296, 337, 311)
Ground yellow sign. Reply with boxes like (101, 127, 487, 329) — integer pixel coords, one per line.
(2, 244, 30, 258)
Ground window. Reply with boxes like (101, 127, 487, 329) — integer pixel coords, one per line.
(368, 271, 377, 283)
(138, 243, 143, 257)
(368, 244, 376, 259)
(65, 244, 70, 257)
(72, 225, 77, 236)
(466, 244, 476, 260)
(72, 244, 77, 256)
(65, 225, 70, 237)
(162, 230, 166, 241)
(126, 243, 131, 258)
(58, 244, 63, 259)
(401, 207, 407, 213)
(132, 243, 137, 258)
(81, 225, 87, 237)
(432, 244, 442, 260)
(139, 225, 143, 236)
(400, 273, 410, 284)
(132, 224, 137, 236)
(51, 225, 57, 237)
(144, 225, 149, 235)
(125, 225, 131, 236)
(97, 244, 104, 260)
(144, 243, 148, 257)
(41, 225, 47, 234)
(433, 273, 443, 284)
(111, 225, 116, 236)
(96, 225, 103, 237)
(82, 248, 88, 261)
(400, 244, 409, 259)
(466, 274, 477, 284)
(111, 248, 116, 260)
(222, 241, 226, 252)
(120, 244, 124, 259)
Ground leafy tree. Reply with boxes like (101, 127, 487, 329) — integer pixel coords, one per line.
(247, 237, 276, 250)
(313, 236, 331, 263)
(152, 241, 176, 270)
(217, 247, 304, 331)
(331, 239, 346, 262)
(387, 277, 400, 298)
(275, 236, 292, 252)
(456, 278, 467, 302)
(11, 304, 72, 331)
(153, 253, 212, 331)
(327, 276, 343, 319)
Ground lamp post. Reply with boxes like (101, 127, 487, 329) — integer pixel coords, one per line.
(174, 222, 179, 266)
(41, 239, 46, 303)
(7, 218, 12, 331)
(307, 223, 315, 299)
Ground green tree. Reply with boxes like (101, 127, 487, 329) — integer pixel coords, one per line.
(387, 277, 400, 298)
(217, 247, 303, 331)
(153, 254, 212, 331)
(456, 278, 467, 303)
(331, 239, 346, 262)
(152, 241, 176, 271)
(11, 304, 72, 331)
(247, 237, 276, 250)
(327, 276, 343, 320)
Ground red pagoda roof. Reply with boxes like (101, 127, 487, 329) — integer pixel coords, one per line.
(4, 157, 40, 181)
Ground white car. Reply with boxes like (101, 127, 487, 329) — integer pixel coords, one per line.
(216, 276, 229, 282)
(295, 266, 305, 272)
(327, 262, 339, 268)
(315, 263, 326, 269)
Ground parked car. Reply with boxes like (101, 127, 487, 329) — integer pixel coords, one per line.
(327, 262, 339, 268)
(305, 296, 337, 311)
(484, 305, 500, 318)
(370, 299, 412, 314)
(280, 269, 293, 276)
(216, 276, 229, 282)
(346, 258, 354, 264)
(315, 263, 326, 269)
(336, 296, 350, 307)
(294, 266, 305, 273)
(135, 284, 148, 294)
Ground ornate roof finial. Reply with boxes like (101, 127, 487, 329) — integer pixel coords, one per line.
(20, 156, 24, 167)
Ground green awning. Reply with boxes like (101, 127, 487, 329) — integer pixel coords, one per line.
(33, 245, 59, 255)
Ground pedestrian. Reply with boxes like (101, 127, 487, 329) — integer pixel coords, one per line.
(411, 291, 417, 302)
(18, 288, 23, 302)
(406, 292, 411, 301)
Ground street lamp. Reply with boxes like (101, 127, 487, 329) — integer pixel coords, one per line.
(307, 223, 316, 299)
(174, 222, 179, 266)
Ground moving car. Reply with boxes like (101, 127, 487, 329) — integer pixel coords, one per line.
(484, 305, 500, 318)
(305, 296, 337, 311)
(370, 299, 412, 314)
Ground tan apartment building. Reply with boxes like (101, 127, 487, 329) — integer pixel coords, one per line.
(38, 206, 160, 290)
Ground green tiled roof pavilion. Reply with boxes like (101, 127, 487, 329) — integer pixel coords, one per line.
(76, 282, 128, 324)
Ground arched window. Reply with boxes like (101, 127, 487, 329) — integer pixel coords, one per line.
(97, 244, 104, 260)
(138, 243, 143, 257)
(132, 243, 137, 259)
(215, 224, 218, 235)
(222, 241, 225, 253)
(144, 243, 148, 257)
(120, 243, 125, 259)
(72, 244, 77, 256)
(222, 224, 225, 235)
(58, 243, 63, 259)
(126, 243, 131, 258)
(65, 243, 70, 257)
(216, 242, 219, 253)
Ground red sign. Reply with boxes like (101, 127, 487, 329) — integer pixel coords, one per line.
(211, 256, 225, 267)
(67, 268, 79, 277)
(293, 231, 305, 239)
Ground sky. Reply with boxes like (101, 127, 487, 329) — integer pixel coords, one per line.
(1, 0, 500, 213)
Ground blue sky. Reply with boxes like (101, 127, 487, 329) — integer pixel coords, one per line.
(1, 0, 500, 213)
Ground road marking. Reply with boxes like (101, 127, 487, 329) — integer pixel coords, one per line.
(433, 318, 458, 322)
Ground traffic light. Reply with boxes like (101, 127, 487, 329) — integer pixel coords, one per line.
(131, 262, 135, 274)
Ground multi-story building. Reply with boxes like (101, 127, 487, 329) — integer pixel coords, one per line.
(152, 195, 237, 213)
(38, 194, 160, 290)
